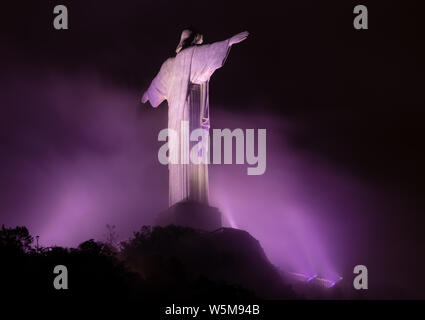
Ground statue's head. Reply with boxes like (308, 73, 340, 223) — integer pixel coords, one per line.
(175, 28, 203, 53)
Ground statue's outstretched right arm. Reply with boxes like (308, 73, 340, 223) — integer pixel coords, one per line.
(141, 59, 172, 107)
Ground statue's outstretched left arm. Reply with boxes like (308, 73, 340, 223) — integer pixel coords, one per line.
(228, 31, 249, 46)
(192, 31, 249, 78)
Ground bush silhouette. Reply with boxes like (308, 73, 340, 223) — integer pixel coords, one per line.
(0, 224, 295, 302)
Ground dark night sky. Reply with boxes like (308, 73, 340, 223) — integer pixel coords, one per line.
(1, 1, 425, 298)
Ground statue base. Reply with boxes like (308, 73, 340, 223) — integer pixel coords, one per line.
(155, 200, 221, 231)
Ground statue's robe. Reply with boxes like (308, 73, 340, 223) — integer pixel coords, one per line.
(143, 39, 231, 206)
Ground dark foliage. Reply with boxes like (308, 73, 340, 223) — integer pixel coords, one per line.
(121, 225, 295, 299)
(0, 224, 295, 302)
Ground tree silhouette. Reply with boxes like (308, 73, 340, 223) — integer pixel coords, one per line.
(0, 224, 298, 302)
(0, 225, 33, 253)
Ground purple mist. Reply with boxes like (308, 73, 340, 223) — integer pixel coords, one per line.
(0, 70, 413, 297)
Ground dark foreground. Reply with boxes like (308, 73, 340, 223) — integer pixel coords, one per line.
(0, 224, 295, 302)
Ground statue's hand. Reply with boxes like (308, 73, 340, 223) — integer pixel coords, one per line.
(229, 31, 249, 46)
(141, 91, 148, 103)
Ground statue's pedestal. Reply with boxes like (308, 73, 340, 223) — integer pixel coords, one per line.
(155, 200, 221, 231)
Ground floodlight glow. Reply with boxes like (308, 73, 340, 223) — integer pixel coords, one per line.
(307, 274, 318, 282)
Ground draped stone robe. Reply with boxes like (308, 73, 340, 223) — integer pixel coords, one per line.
(143, 39, 231, 206)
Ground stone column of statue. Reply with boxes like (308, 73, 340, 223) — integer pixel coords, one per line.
(142, 29, 249, 207)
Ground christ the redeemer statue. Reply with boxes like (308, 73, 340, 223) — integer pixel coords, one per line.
(142, 29, 248, 207)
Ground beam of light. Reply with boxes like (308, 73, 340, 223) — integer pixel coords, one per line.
(286, 271, 343, 288)
(307, 274, 318, 282)
(222, 207, 238, 229)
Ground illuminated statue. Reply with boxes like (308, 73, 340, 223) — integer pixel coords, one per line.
(142, 29, 249, 206)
